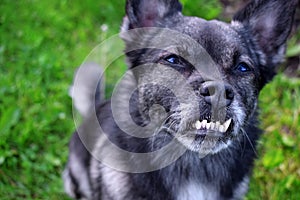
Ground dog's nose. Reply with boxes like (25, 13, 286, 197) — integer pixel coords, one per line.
(200, 81, 234, 107)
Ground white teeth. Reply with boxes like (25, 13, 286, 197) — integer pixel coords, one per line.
(193, 118, 232, 133)
(195, 120, 201, 130)
(202, 120, 207, 128)
(210, 122, 215, 130)
(215, 122, 220, 131)
(223, 118, 232, 132)
(219, 125, 225, 132)
(206, 122, 211, 129)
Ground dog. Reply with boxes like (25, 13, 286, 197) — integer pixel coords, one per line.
(63, 0, 298, 199)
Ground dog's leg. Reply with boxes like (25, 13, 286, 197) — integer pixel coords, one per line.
(63, 132, 92, 199)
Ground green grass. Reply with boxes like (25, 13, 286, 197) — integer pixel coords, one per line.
(0, 0, 125, 198)
(247, 75, 300, 199)
(0, 0, 299, 199)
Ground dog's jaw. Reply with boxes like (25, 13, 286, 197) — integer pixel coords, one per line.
(159, 98, 247, 155)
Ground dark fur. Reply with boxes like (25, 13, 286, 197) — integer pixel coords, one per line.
(63, 0, 297, 199)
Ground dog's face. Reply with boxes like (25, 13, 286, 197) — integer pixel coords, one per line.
(120, 0, 296, 155)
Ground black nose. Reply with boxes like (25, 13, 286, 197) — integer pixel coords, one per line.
(200, 81, 234, 107)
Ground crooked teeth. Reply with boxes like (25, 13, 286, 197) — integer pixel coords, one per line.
(194, 118, 232, 133)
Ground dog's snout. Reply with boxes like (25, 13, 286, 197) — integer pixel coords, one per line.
(200, 81, 234, 107)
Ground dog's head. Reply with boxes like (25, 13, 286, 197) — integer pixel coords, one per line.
(119, 0, 297, 155)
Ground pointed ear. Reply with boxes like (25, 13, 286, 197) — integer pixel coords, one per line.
(124, 0, 182, 29)
(233, 0, 297, 68)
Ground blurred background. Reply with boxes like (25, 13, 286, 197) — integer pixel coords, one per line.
(0, 0, 299, 199)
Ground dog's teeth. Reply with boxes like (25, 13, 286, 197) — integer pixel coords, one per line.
(195, 120, 201, 130)
(215, 121, 220, 131)
(202, 120, 207, 128)
(194, 119, 231, 132)
(219, 125, 225, 132)
(191, 123, 195, 129)
(223, 118, 232, 132)
(210, 122, 215, 130)
(206, 122, 211, 129)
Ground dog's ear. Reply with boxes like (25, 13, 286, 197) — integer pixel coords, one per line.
(124, 0, 182, 29)
(233, 0, 297, 81)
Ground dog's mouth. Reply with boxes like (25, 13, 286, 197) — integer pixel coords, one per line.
(161, 112, 237, 154)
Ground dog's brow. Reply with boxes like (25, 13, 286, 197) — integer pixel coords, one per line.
(163, 46, 191, 58)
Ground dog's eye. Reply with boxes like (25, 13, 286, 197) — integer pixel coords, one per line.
(165, 54, 181, 65)
(236, 62, 251, 72)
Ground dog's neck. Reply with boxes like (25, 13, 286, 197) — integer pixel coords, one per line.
(128, 144, 250, 199)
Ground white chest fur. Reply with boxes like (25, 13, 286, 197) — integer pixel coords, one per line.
(177, 181, 219, 200)
(177, 177, 249, 200)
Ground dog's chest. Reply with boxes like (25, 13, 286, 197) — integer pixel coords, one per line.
(176, 181, 219, 200)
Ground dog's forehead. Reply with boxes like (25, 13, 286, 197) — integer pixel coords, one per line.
(183, 17, 238, 41)
(174, 16, 242, 67)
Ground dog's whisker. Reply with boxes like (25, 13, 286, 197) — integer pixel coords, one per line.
(241, 128, 258, 157)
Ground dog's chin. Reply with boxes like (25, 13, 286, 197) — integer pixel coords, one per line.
(167, 118, 237, 155)
(176, 132, 233, 156)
